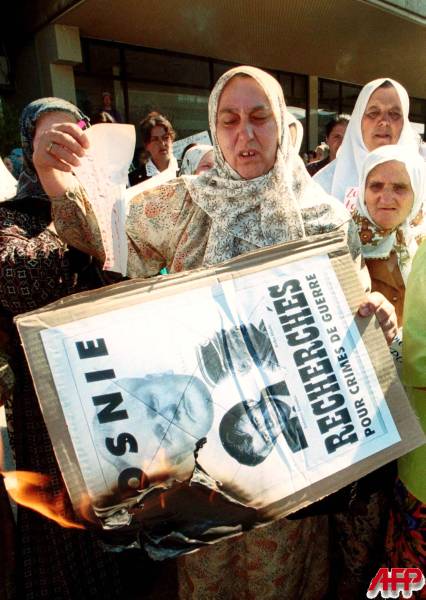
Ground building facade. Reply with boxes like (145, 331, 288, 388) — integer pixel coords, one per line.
(1, 0, 425, 154)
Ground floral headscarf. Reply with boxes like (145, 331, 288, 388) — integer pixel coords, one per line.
(16, 97, 86, 201)
(184, 65, 349, 265)
(318, 78, 417, 204)
(353, 144, 426, 284)
(180, 144, 213, 175)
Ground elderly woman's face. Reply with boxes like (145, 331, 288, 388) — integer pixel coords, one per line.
(361, 86, 404, 152)
(195, 150, 214, 175)
(216, 76, 278, 179)
(364, 160, 414, 230)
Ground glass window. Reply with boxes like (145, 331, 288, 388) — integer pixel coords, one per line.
(213, 62, 235, 84)
(126, 82, 210, 145)
(75, 75, 125, 123)
(75, 42, 121, 78)
(279, 73, 308, 152)
(409, 97, 426, 139)
(341, 83, 361, 114)
(126, 50, 210, 88)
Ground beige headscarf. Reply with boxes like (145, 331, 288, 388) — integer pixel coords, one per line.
(184, 65, 349, 265)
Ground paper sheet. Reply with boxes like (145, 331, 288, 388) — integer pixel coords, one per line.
(0, 158, 17, 201)
(74, 124, 136, 275)
(173, 131, 211, 159)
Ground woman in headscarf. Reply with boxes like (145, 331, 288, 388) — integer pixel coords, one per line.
(33, 66, 398, 599)
(353, 144, 426, 326)
(179, 143, 214, 175)
(326, 144, 425, 599)
(287, 111, 304, 155)
(0, 98, 133, 600)
(314, 78, 418, 210)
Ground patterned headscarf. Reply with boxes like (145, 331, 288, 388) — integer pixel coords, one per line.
(184, 65, 349, 265)
(353, 144, 426, 284)
(16, 97, 86, 201)
(327, 78, 417, 203)
(180, 144, 213, 175)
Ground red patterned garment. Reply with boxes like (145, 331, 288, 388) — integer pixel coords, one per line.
(385, 478, 426, 571)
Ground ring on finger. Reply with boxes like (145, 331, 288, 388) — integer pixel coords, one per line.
(46, 141, 54, 154)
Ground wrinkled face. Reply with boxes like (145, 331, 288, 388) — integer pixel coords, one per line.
(216, 76, 279, 179)
(195, 150, 214, 175)
(145, 125, 173, 167)
(326, 122, 348, 160)
(100, 374, 214, 467)
(364, 160, 414, 230)
(361, 86, 404, 151)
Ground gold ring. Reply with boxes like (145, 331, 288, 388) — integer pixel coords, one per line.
(46, 141, 54, 154)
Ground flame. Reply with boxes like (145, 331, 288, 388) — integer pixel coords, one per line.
(2, 470, 84, 529)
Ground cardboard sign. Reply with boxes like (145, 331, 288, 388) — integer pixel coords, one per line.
(15, 232, 425, 559)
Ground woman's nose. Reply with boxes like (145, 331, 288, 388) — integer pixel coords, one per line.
(378, 112, 391, 127)
(238, 120, 254, 141)
(380, 187, 393, 203)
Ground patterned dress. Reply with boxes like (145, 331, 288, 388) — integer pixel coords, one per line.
(0, 199, 128, 600)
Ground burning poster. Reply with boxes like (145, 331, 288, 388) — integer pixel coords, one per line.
(16, 234, 424, 559)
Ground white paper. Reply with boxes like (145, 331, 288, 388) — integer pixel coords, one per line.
(41, 255, 400, 508)
(74, 124, 136, 275)
(173, 131, 211, 160)
(0, 158, 17, 201)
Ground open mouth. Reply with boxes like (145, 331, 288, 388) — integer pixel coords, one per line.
(239, 150, 257, 158)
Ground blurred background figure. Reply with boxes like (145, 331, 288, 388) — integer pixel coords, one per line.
(101, 91, 123, 123)
(129, 111, 178, 186)
(180, 144, 214, 175)
(287, 112, 304, 155)
(2, 156, 14, 175)
(8, 148, 23, 179)
(307, 114, 349, 176)
(315, 142, 329, 161)
(91, 110, 116, 124)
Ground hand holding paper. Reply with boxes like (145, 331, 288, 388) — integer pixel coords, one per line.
(73, 124, 136, 275)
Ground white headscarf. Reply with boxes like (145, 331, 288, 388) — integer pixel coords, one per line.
(315, 78, 417, 205)
(287, 112, 304, 155)
(184, 65, 349, 265)
(353, 144, 426, 284)
(180, 144, 213, 175)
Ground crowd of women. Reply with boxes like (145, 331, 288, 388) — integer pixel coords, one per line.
(0, 64, 424, 599)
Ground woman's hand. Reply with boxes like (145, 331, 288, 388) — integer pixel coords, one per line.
(32, 112, 90, 198)
(357, 291, 398, 346)
(33, 122, 89, 174)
